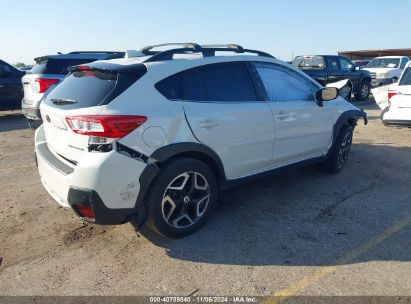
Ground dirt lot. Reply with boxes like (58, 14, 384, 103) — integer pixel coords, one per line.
(0, 99, 410, 298)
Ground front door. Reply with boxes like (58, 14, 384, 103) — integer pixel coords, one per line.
(253, 62, 335, 166)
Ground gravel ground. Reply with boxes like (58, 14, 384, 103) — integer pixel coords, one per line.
(0, 99, 410, 298)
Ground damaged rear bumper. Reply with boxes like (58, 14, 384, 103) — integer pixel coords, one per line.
(35, 125, 159, 225)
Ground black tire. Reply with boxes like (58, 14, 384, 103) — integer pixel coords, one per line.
(146, 158, 218, 238)
(354, 80, 371, 101)
(322, 124, 354, 174)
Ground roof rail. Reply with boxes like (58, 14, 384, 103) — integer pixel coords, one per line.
(68, 51, 123, 54)
(140, 43, 202, 55)
(141, 43, 274, 63)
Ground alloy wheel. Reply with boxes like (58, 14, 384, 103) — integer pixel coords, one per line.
(337, 132, 352, 169)
(161, 172, 210, 229)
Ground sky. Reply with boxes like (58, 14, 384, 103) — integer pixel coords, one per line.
(1, 0, 411, 65)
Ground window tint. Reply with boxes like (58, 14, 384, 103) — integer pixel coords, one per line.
(255, 63, 315, 102)
(197, 62, 257, 102)
(340, 57, 354, 72)
(44, 70, 118, 108)
(399, 67, 411, 86)
(183, 68, 207, 101)
(30, 58, 96, 75)
(400, 58, 409, 69)
(326, 57, 340, 72)
(0, 64, 11, 73)
(156, 62, 257, 102)
(155, 73, 182, 100)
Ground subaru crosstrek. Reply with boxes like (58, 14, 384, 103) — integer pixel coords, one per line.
(34, 43, 367, 238)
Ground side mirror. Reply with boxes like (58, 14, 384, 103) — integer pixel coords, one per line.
(316, 87, 339, 107)
(355, 66, 360, 71)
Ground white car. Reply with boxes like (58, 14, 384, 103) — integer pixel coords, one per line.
(382, 62, 411, 126)
(34, 43, 367, 238)
(364, 56, 409, 87)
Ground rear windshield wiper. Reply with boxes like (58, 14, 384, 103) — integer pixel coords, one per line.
(50, 98, 77, 105)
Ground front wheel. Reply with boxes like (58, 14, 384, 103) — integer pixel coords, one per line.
(322, 124, 354, 174)
(354, 80, 371, 101)
(146, 158, 218, 238)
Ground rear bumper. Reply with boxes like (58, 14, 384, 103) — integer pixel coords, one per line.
(22, 101, 42, 120)
(35, 125, 153, 225)
(382, 119, 411, 126)
(382, 107, 411, 127)
(371, 78, 393, 87)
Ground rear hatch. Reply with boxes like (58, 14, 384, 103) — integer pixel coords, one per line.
(40, 62, 147, 163)
(22, 57, 102, 106)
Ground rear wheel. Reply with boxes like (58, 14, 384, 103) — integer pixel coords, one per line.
(354, 80, 371, 101)
(146, 158, 218, 238)
(322, 124, 353, 174)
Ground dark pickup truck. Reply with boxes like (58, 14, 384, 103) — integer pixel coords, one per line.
(292, 55, 372, 101)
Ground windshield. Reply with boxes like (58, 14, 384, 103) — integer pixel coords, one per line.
(365, 58, 400, 69)
(292, 56, 325, 70)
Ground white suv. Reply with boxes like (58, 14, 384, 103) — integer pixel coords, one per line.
(34, 43, 367, 238)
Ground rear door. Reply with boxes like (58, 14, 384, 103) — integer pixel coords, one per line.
(253, 62, 336, 166)
(181, 62, 274, 179)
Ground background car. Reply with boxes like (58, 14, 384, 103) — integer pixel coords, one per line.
(352, 59, 370, 69)
(382, 61, 411, 126)
(21, 51, 124, 124)
(0, 59, 25, 110)
(363, 56, 409, 86)
(292, 55, 372, 101)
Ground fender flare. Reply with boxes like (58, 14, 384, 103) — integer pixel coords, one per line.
(332, 109, 367, 146)
(150, 142, 226, 180)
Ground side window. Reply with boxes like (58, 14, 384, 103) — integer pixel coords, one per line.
(182, 68, 207, 101)
(326, 57, 340, 72)
(0, 64, 11, 73)
(400, 58, 409, 69)
(155, 73, 182, 100)
(254, 63, 315, 102)
(340, 57, 354, 72)
(196, 62, 257, 102)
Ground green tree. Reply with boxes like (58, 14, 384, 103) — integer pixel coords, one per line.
(14, 62, 26, 68)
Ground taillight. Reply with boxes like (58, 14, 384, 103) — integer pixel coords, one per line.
(65, 115, 147, 138)
(35, 78, 59, 93)
(388, 90, 400, 101)
(73, 205, 95, 221)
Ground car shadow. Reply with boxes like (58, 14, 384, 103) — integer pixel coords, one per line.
(0, 111, 30, 132)
(135, 143, 411, 266)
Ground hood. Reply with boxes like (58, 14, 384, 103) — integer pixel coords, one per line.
(363, 67, 397, 73)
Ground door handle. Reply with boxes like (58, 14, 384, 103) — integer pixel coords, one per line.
(198, 121, 219, 129)
(276, 112, 292, 120)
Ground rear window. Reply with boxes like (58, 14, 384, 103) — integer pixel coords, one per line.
(156, 62, 257, 102)
(44, 69, 118, 108)
(293, 56, 325, 70)
(399, 67, 411, 86)
(30, 58, 96, 75)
